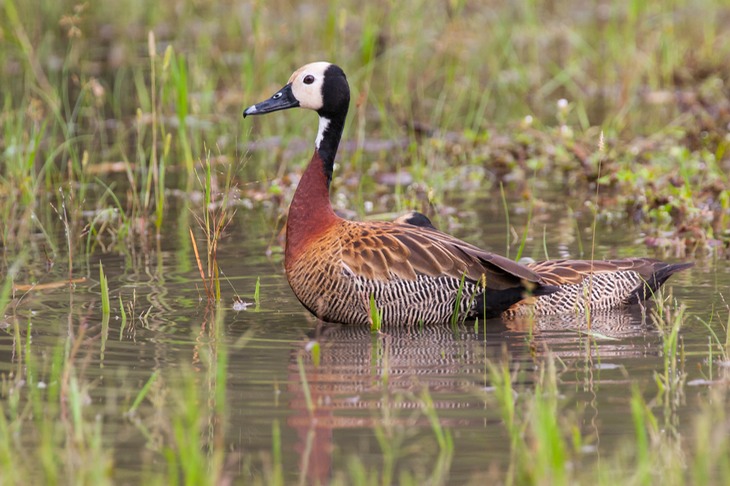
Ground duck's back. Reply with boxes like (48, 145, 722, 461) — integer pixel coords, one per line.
(505, 258, 693, 317)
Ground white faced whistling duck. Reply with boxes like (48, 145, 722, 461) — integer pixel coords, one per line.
(244, 62, 693, 326)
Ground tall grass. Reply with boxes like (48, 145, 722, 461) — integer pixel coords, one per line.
(189, 153, 236, 304)
(1, 0, 727, 267)
(479, 346, 730, 486)
(0, 320, 113, 483)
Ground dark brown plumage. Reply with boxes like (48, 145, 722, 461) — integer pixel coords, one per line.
(244, 62, 693, 326)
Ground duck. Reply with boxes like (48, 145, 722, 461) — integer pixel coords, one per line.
(243, 62, 692, 326)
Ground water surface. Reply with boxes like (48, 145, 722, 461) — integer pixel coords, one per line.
(1, 187, 724, 484)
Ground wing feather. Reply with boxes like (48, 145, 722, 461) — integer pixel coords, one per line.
(526, 258, 665, 285)
(337, 220, 543, 291)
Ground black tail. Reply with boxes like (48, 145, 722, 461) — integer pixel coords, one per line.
(627, 261, 694, 304)
(477, 283, 559, 319)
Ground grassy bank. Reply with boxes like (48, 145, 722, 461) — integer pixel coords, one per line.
(1, 0, 728, 270)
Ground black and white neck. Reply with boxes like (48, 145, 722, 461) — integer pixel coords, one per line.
(307, 64, 349, 185)
(314, 109, 347, 184)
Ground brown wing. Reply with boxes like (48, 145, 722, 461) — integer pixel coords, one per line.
(525, 258, 679, 286)
(337, 220, 543, 290)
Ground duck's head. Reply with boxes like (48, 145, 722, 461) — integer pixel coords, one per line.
(243, 62, 349, 119)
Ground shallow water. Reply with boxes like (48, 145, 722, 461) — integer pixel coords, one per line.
(1, 186, 726, 483)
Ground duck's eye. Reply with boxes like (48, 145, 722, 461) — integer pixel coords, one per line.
(303, 75, 315, 85)
(272, 92, 283, 99)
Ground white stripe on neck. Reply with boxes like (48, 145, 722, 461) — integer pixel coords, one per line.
(315, 116, 330, 150)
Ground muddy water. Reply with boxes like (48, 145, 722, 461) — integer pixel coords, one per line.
(1, 187, 725, 483)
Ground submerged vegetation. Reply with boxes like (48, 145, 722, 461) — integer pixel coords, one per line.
(1, 0, 730, 483)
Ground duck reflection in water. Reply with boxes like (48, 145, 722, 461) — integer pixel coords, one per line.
(286, 305, 661, 483)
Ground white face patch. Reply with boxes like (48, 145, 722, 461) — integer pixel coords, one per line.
(289, 61, 330, 110)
